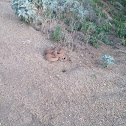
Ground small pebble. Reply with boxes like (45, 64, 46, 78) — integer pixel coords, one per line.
(81, 54, 83, 57)
(62, 69, 67, 73)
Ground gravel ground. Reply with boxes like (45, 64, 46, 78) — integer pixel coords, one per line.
(0, 1, 126, 126)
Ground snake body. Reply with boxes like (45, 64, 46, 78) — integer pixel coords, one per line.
(45, 47, 67, 62)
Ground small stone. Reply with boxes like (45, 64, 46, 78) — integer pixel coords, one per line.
(62, 69, 66, 73)
(80, 54, 83, 57)
(22, 40, 31, 44)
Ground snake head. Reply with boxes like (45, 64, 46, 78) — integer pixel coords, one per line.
(59, 56, 68, 61)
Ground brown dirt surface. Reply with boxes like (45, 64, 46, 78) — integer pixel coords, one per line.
(0, 1, 126, 126)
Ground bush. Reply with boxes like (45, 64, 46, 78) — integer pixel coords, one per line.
(41, 0, 89, 19)
(11, 0, 123, 48)
(100, 55, 114, 68)
(11, 0, 39, 23)
(50, 25, 63, 42)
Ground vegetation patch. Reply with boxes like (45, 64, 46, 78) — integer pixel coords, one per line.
(11, 0, 39, 23)
(11, 0, 126, 48)
(50, 25, 63, 42)
(100, 55, 115, 68)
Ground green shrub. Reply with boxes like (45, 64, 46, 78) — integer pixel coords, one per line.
(89, 36, 99, 48)
(11, 0, 125, 48)
(50, 25, 63, 42)
(80, 20, 112, 47)
(121, 37, 126, 46)
(65, 18, 71, 26)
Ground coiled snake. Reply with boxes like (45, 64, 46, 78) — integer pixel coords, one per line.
(45, 47, 67, 62)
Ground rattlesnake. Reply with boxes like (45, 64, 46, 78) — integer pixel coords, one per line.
(45, 47, 67, 62)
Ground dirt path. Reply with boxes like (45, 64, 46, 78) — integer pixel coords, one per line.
(0, 1, 126, 126)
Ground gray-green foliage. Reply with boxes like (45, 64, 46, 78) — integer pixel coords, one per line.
(11, 0, 39, 23)
(11, 0, 89, 23)
(29, 0, 89, 19)
(100, 55, 114, 68)
(29, 0, 43, 8)
(41, 0, 89, 19)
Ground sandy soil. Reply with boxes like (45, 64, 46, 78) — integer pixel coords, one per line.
(0, 1, 126, 126)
